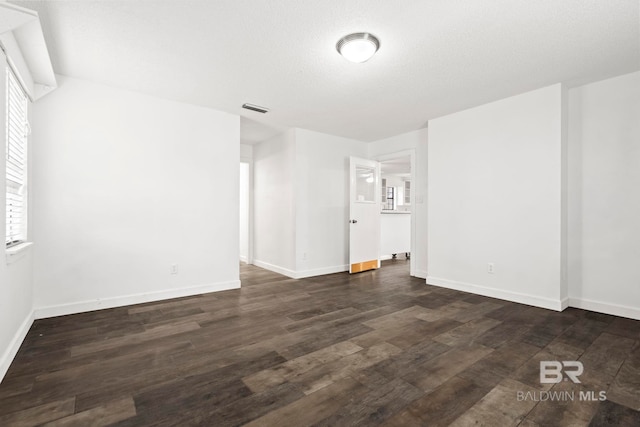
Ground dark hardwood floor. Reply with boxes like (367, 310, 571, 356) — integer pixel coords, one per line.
(1, 260, 639, 426)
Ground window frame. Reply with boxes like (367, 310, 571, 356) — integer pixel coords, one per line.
(5, 64, 29, 248)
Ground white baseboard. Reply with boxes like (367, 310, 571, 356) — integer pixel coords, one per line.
(426, 276, 565, 311)
(569, 297, 640, 321)
(239, 255, 248, 263)
(34, 280, 241, 320)
(413, 269, 428, 279)
(0, 310, 34, 383)
(294, 265, 348, 279)
(253, 259, 348, 279)
(252, 260, 297, 278)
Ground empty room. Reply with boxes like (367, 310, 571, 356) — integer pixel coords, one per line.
(1, 0, 639, 425)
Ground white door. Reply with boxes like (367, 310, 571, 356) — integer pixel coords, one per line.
(349, 156, 381, 273)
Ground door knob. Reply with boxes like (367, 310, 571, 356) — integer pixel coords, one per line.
(350, 219, 358, 224)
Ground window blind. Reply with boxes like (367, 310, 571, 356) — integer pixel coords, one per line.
(6, 66, 28, 246)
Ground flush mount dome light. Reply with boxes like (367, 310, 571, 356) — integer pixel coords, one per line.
(336, 32, 380, 63)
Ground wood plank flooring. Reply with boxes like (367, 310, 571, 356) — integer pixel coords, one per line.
(1, 260, 639, 426)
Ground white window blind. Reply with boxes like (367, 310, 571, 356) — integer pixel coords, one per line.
(6, 66, 28, 247)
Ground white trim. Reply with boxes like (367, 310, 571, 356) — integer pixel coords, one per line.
(33, 280, 240, 320)
(0, 309, 33, 383)
(375, 149, 415, 163)
(240, 159, 254, 265)
(426, 276, 565, 311)
(252, 259, 297, 278)
(294, 265, 348, 279)
(413, 269, 428, 279)
(248, 160, 254, 265)
(252, 259, 348, 279)
(569, 297, 640, 321)
(5, 241, 33, 264)
(0, 4, 57, 100)
(239, 255, 248, 263)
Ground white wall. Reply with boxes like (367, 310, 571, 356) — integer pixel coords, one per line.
(427, 85, 565, 310)
(295, 128, 367, 277)
(368, 128, 428, 278)
(0, 55, 35, 381)
(31, 76, 240, 317)
(568, 71, 640, 319)
(239, 143, 253, 265)
(240, 143, 253, 162)
(239, 162, 249, 263)
(382, 174, 404, 188)
(0, 249, 33, 381)
(253, 130, 296, 275)
(253, 128, 367, 278)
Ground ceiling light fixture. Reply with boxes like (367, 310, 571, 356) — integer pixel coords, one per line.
(336, 32, 380, 63)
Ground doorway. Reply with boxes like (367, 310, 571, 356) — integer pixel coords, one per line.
(378, 151, 415, 276)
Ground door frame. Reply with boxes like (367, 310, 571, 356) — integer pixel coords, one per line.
(240, 158, 254, 265)
(376, 149, 416, 277)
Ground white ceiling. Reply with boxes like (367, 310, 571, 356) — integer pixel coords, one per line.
(10, 0, 640, 143)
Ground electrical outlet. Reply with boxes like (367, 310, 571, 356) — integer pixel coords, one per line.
(170, 264, 178, 275)
(302, 252, 307, 260)
(487, 263, 494, 274)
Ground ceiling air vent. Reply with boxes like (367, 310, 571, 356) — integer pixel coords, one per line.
(242, 103, 269, 113)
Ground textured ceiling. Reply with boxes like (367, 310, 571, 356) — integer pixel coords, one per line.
(10, 0, 640, 143)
